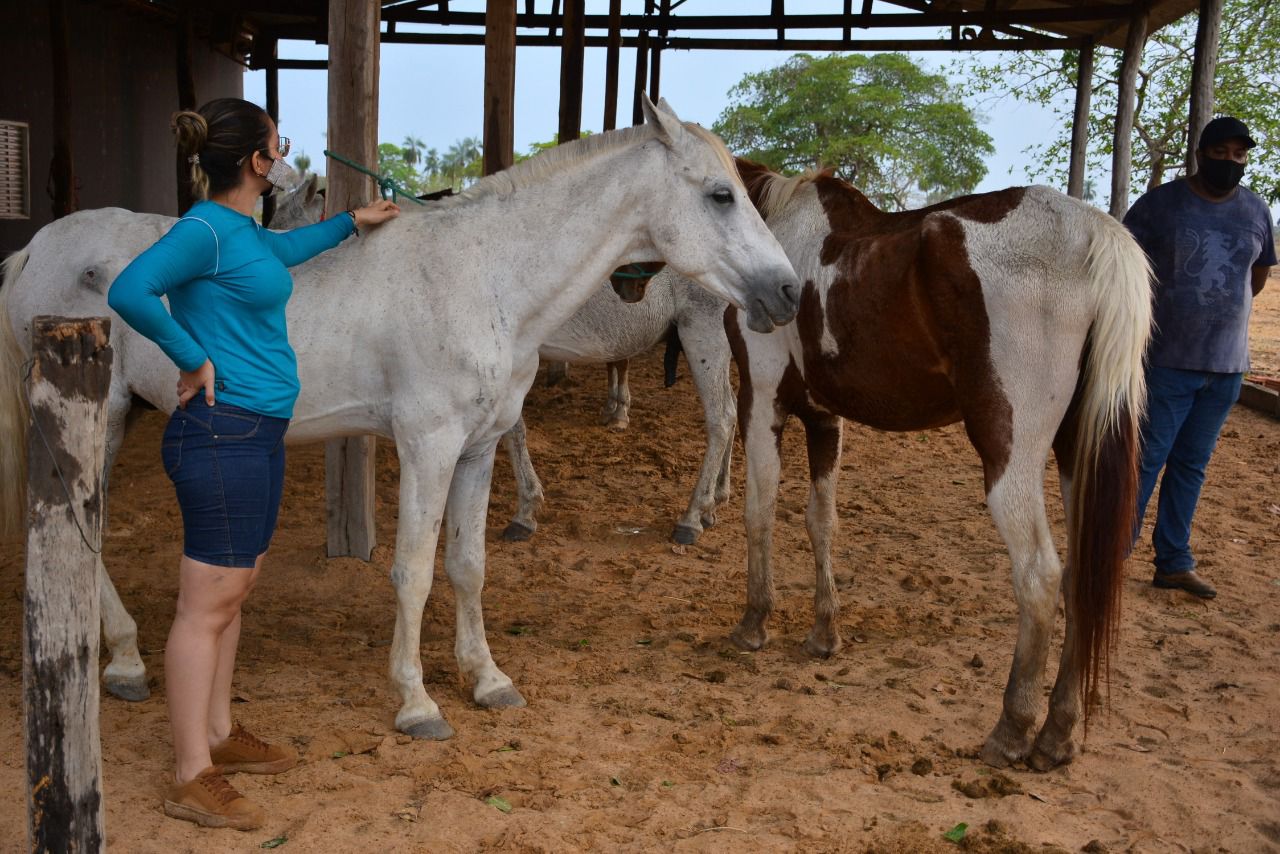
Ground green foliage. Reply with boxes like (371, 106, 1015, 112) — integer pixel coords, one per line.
(713, 53, 994, 210)
(955, 0, 1280, 201)
(377, 142, 427, 196)
(292, 152, 312, 176)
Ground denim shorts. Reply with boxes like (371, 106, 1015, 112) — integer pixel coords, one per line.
(160, 399, 290, 568)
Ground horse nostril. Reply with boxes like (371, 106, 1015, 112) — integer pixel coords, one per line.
(781, 283, 798, 305)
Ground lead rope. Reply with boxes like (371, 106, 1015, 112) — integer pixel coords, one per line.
(323, 150, 428, 206)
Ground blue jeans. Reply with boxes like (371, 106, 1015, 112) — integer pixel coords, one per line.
(1135, 366, 1242, 577)
(161, 399, 290, 568)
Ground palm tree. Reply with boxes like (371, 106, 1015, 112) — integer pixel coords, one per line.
(401, 135, 426, 168)
(293, 152, 312, 176)
(422, 147, 441, 181)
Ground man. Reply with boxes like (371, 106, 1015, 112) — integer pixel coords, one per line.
(1124, 116, 1275, 600)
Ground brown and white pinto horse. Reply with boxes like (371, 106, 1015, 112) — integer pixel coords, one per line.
(726, 161, 1152, 770)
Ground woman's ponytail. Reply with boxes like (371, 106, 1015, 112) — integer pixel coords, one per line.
(172, 110, 211, 199)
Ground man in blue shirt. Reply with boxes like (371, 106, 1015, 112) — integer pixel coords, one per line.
(1125, 116, 1276, 599)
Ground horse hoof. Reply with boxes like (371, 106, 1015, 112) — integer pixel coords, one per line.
(477, 685, 527, 709)
(104, 676, 150, 703)
(606, 418, 629, 433)
(802, 633, 841, 659)
(402, 716, 455, 741)
(1028, 738, 1076, 771)
(501, 522, 535, 542)
(729, 624, 766, 652)
(671, 525, 700, 545)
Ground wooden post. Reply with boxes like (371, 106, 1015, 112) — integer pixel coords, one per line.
(262, 33, 280, 226)
(602, 0, 622, 131)
(558, 0, 585, 144)
(483, 0, 517, 175)
(324, 0, 380, 560)
(1067, 38, 1094, 199)
(649, 0, 670, 102)
(176, 7, 198, 215)
(48, 0, 77, 219)
(1109, 3, 1148, 219)
(1185, 0, 1223, 176)
(631, 29, 649, 126)
(24, 316, 111, 853)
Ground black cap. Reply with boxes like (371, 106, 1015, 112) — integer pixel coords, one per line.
(1198, 116, 1257, 150)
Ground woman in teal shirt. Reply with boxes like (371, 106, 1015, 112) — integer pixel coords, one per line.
(109, 98, 397, 830)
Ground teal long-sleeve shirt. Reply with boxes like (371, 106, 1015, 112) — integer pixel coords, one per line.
(108, 200, 355, 418)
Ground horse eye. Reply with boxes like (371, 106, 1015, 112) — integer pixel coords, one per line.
(711, 188, 734, 205)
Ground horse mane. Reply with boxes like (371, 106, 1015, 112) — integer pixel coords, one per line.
(404, 120, 741, 218)
(734, 158, 831, 220)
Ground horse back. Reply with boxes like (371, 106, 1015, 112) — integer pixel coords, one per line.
(789, 182, 1030, 433)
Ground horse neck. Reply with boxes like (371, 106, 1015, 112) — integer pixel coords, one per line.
(472, 143, 665, 352)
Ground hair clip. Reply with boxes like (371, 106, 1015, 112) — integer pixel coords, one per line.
(188, 153, 200, 165)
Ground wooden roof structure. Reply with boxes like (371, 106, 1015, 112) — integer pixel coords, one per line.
(118, 0, 1199, 62)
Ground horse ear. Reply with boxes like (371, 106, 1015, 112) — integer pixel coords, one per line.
(655, 97, 681, 121)
(641, 93, 683, 148)
(304, 172, 318, 204)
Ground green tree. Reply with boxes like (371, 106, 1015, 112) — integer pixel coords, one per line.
(955, 0, 1280, 202)
(293, 152, 312, 176)
(713, 52, 994, 209)
(401, 135, 426, 168)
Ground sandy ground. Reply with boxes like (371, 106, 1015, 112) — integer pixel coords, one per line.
(1, 280, 1278, 853)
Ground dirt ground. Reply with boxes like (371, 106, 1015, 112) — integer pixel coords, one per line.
(1, 279, 1278, 853)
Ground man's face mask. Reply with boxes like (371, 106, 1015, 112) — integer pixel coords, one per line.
(1199, 154, 1246, 193)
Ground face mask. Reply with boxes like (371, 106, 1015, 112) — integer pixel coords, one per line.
(1199, 156, 1245, 193)
(264, 156, 297, 190)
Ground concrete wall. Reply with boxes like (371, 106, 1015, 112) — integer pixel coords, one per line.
(0, 3, 244, 257)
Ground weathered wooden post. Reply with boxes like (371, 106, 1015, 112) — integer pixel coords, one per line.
(324, 0, 380, 560)
(1067, 37, 1094, 200)
(1109, 2, 1149, 218)
(24, 316, 111, 853)
(1185, 0, 1224, 175)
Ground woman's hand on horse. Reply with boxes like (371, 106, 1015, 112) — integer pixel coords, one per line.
(177, 359, 216, 409)
(355, 199, 400, 230)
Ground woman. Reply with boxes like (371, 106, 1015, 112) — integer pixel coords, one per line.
(107, 98, 398, 830)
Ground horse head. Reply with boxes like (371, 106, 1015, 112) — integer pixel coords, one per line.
(268, 172, 324, 229)
(636, 96, 799, 332)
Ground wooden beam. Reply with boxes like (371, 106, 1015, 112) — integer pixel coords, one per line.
(25, 316, 110, 853)
(631, 29, 649, 125)
(483, 0, 517, 175)
(603, 0, 622, 131)
(48, 0, 77, 219)
(325, 0, 380, 560)
(1110, 4, 1148, 218)
(176, 6, 198, 215)
(649, 0, 669, 102)
(1185, 0, 1223, 175)
(558, 0, 585, 144)
(773, 0, 785, 41)
(1067, 38, 1094, 199)
(374, 32, 1070, 50)
(262, 33, 280, 225)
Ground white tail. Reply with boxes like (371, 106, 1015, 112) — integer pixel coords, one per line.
(0, 248, 31, 540)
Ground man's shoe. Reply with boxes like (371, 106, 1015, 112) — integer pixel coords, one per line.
(163, 767, 264, 830)
(211, 723, 297, 775)
(1153, 570, 1216, 599)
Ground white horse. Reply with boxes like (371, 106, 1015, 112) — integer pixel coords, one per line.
(724, 160, 1151, 770)
(500, 269, 737, 545)
(0, 99, 801, 739)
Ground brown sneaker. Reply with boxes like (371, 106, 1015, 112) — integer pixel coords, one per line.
(211, 724, 298, 775)
(163, 767, 264, 830)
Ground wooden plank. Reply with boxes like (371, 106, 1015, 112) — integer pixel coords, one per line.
(1109, 3, 1148, 218)
(602, 0, 622, 131)
(631, 29, 649, 125)
(24, 316, 111, 853)
(558, 0, 585, 144)
(1067, 37, 1094, 199)
(483, 0, 517, 175)
(48, 0, 77, 219)
(262, 32, 280, 226)
(374, 32, 1070, 50)
(324, 0, 380, 560)
(649, 0, 670, 101)
(1184, 0, 1223, 175)
(176, 6, 198, 215)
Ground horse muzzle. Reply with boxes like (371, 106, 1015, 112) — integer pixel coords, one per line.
(743, 272, 800, 334)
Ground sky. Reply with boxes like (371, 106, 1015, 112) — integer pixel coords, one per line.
(243, 0, 1082, 198)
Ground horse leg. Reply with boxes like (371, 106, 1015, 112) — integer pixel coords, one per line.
(600, 360, 630, 431)
(672, 317, 736, 545)
(546, 360, 569, 387)
(389, 439, 459, 739)
(499, 415, 543, 542)
(802, 414, 844, 658)
(979, 457, 1063, 768)
(1029, 451, 1082, 770)
(729, 373, 785, 651)
(100, 391, 149, 701)
(445, 443, 525, 709)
